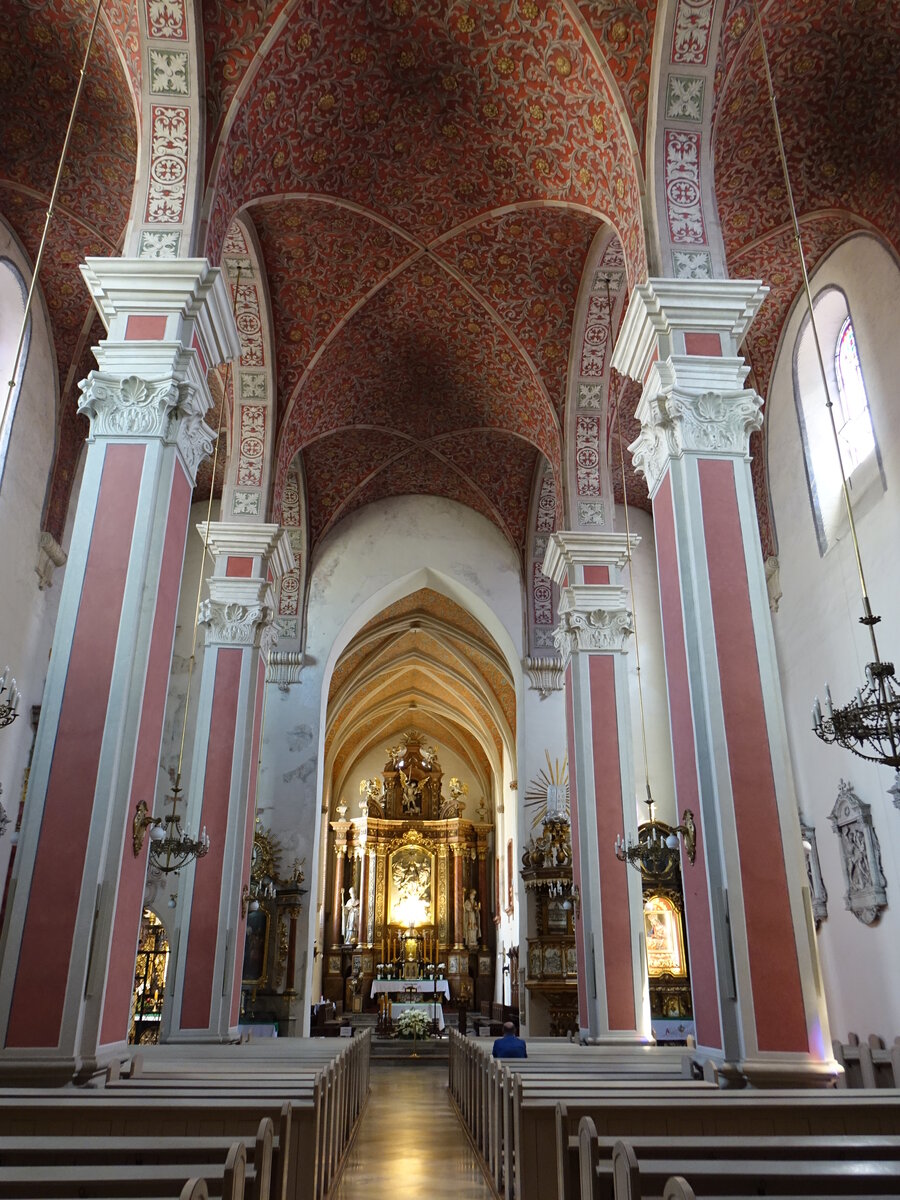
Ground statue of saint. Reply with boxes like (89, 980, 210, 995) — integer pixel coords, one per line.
(464, 889, 481, 950)
(342, 886, 360, 945)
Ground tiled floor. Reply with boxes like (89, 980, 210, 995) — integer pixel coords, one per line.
(331, 1063, 495, 1199)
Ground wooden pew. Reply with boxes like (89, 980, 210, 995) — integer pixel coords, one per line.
(608, 1138, 900, 1199)
(0, 1121, 273, 1200)
(0, 1140, 247, 1200)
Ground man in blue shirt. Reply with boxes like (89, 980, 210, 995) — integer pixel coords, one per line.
(492, 1020, 527, 1058)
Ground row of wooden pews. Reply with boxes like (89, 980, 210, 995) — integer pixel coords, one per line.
(449, 1030, 900, 1200)
(833, 1034, 900, 1088)
(0, 1031, 370, 1200)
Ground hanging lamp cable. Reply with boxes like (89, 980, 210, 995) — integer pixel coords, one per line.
(1, 0, 104, 439)
(159, 266, 242, 873)
(606, 277, 654, 815)
(752, 0, 877, 656)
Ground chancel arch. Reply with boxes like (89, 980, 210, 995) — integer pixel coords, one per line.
(314, 579, 518, 1019)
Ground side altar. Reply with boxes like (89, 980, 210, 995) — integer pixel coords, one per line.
(325, 730, 495, 1013)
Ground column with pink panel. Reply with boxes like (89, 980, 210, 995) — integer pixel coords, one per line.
(611, 278, 834, 1085)
(0, 259, 239, 1081)
(163, 522, 293, 1043)
(542, 532, 650, 1043)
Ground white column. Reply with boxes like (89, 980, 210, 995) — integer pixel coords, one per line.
(543, 532, 649, 1043)
(163, 523, 293, 1042)
(0, 260, 239, 1079)
(612, 278, 833, 1084)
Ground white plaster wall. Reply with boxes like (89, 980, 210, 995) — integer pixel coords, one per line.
(0, 226, 62, 898)
(767, 234, 900, 1041)
(615, 505, 677, 825)
(255, 495, 527, 1024)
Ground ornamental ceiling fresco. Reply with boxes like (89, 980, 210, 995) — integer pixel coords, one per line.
(0, 2, 138, 541)
(7, 0, 898, 566)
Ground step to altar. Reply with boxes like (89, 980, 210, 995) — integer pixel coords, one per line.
(371, 1036, 450, 1062)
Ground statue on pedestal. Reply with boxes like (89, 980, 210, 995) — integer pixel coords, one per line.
(342, 886, 360, 945)
(464, 888, 481, 950)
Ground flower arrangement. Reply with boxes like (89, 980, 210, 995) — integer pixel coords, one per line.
(396, 1007, 431, 1039)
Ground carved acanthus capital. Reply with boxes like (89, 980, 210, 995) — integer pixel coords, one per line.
(176, 409, 217, 482)
(553, 607, 633, 660)
(78, 372, 181, 438)
(199, 598, 274, 647)
(629, 383, 763, 496)
(78, 371, 217, 483)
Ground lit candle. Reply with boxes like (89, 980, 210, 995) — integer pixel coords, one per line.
(0, 667, 7, 690)
(825, 684, 833, 717)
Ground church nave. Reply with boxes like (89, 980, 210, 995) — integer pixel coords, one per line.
(331, 1064, 493, 1200)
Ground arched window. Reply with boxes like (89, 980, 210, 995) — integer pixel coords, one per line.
(792, 287, 883, 554)
(833, 316, 875, 473)
(0, 256, 30, 490)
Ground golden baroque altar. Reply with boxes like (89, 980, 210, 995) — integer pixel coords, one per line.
(325, 731, 494, 1011)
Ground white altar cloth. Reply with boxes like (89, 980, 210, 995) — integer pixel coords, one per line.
(370, 979, 450, 999)
(391, 1001, 445, 1031)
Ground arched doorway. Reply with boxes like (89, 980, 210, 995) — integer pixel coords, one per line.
(318, 585, 517, 1027)
(128, 909, 169, 1045)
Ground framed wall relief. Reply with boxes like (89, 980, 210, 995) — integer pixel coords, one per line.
(829, 779, 887, 926)
(800, 817, 828, 928)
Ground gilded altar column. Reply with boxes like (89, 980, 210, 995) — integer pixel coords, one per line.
(477, 847, 489, 950)
(0, 259, 239, 1080)
(452, 844, 466, 950)
(366, 846, 376, 947)
(542, 532, 649, 1044)
(611, 278, 832, 1084)
(354, 836, 368, 947)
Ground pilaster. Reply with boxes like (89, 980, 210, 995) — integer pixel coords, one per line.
(162, 522, 292, 1044)
(611, 278, 834, 1084)
(542, 531, 649, 1043)
(0, 260, 239, 1079)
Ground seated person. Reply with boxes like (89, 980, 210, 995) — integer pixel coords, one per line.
(492, 1020, 527, 1059)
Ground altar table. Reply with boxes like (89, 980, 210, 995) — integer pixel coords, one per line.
(390, 1000, 445, 1031)
(370, 979, 450, 1000)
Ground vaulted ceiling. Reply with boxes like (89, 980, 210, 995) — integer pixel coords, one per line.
(7, 0, 897, 563)
(324, 587, 515, 809)
(204, 0, 652, 557)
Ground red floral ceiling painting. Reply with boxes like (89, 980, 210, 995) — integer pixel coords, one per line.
(0, 2, 138, 541)
(202, 1, 652, 558)
(206, 1, 645, 277)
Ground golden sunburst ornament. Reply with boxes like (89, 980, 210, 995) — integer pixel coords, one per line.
(524, 751, 569, 829)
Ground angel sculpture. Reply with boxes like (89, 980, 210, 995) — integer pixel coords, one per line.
(359, 777, 384, 815)
(399, 769, 422, 815)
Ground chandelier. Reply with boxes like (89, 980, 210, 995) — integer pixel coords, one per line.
(813, 653, 900, 770)
(615, 796, 696, 882)
(0, 667, 20, 730)
(749, 2, 900, 775)
(133, 784, 210, 875)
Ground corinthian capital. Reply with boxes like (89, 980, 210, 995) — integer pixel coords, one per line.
(78, 372, 182, 439)
(553, 607, 633, 660)
(199, 598, 274, 647)
(629, 384, 763, 496)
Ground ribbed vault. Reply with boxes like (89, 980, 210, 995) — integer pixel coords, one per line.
(324, 587, 515, 816)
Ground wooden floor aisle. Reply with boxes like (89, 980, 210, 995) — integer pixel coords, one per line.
(331, 1062, 495, 1199)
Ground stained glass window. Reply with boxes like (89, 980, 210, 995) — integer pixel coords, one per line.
(834, 317, 875, 473)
